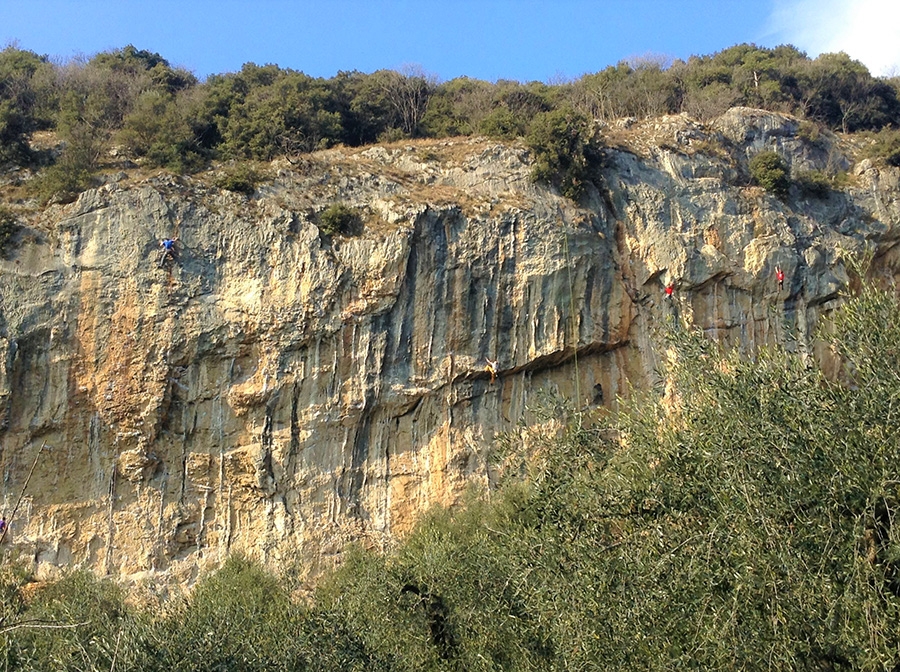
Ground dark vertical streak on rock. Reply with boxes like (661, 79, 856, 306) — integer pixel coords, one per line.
(497, 216, 517, 364)
(261, 392, 278, 492)
(394, 231, 418, 378)
(582, 260, 597, 339)
(340, 396, 374, 517)
(288, 382, 300, 470)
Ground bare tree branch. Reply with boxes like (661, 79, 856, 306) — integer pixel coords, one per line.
(0, 619, 91, 635)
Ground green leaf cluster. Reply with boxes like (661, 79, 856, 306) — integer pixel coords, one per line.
(794, 169, 832, 198)
(861, 127, 900, 167)
(0, 46, 53, 165)
(749, 150, 790, 197)
(4, 41, 900, 206)
(214, 162, 264, 195)
(317, 285, 900, 670)
(318, 202, 363, 237)
(526, 106, 599, 199)
(0, 206, 20, 255)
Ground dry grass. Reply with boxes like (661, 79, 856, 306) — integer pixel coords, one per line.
(1, 132, 538, 232)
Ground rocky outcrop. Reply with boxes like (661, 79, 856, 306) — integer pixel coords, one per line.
(1, 108, 898, 584)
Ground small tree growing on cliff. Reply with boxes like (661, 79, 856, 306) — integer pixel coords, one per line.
(318, 203, 363, 237)
(526, 106, 600, 200)
(0, 207, 20, 256)
(749, 150, 790, 197)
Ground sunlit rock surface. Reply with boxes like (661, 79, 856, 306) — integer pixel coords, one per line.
(1, 108, 898, 583)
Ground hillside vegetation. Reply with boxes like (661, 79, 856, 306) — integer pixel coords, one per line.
(1, 43, 900, 202)
(3, 284, 900, 670)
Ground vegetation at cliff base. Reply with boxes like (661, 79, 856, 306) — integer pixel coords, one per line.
(1, 42, 899, 203)
(4, 284, 900, 670)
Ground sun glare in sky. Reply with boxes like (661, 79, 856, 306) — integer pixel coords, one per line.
(768, 0, 900, 76)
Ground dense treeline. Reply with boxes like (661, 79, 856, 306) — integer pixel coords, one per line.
(1, 43, 900, 201)
(4, 285, 900, 670)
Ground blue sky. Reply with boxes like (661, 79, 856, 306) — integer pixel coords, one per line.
(1, 0, 898, 81)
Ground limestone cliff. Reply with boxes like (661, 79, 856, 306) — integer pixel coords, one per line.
(1, 108, 898, 583)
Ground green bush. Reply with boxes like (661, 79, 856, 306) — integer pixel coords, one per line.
(3, 42, 900, 173)
(152, 556, 305, 671)
(34, 122, 102, 204)
(0, 47, 53, 165)
(0, 99, 32, 165)
(318, 203, 362, 237)
(34, 161, 95, 204)
(478, 107, 525, 139)
(0, 558, 31, 636)
(749, 150, 790, 196)
(861, 127, 900, 167)
(525, 106, 600, 200)
(376, 126, 407, 143)
(2, 570, 141, 671)
(315, 284, 900, 671)
(215, 163, 262, 195)
(118, 89, 209, 172)
(797, 120, 823, 145)
(794, 169, 832, 198)
(0, 207, 20, 255)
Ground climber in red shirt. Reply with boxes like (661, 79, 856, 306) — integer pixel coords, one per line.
(664, 283, 674, 298)
(776, 266, 785, 291)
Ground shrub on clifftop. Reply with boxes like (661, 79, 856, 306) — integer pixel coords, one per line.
(318, 203, 363, 237)
(526, 106, 600, 200)
(215, 162, 263, 195)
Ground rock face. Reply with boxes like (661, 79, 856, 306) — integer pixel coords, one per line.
(1, 108, 898, 583)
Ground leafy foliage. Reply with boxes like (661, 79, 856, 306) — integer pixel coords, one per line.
(861, 127, 900, 167)
(0, 206, 20, 255)
(525, 106, 599, 199)
(150, 556, 306, 671)
(318, 202, 363, 237)
(215, 163, 263, 195)
(317, 285, 900, 670)
(117, 89, 209, 173)
(1, 42, 898, 195)
(794, 169, 832, 198)
(749, 150, 790, 196)
(0, 46, 52, 165)
(1, 570, 141, 672)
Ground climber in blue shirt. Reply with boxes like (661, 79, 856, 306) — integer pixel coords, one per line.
(158, 237, 178, 267)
